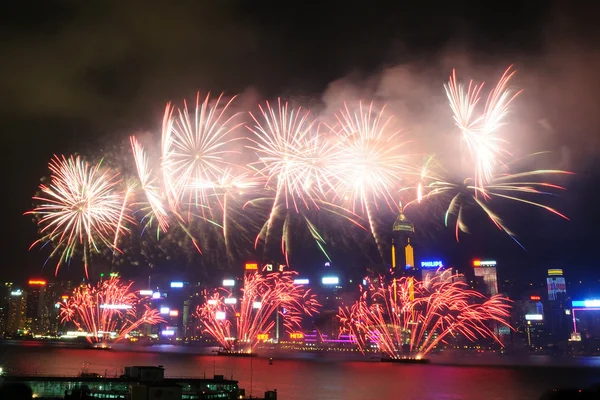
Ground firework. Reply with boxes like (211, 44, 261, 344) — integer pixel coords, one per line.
(196, 271, 320, 351)
(26, 155, 131, 278)
(59, 277, 164, 343)
(444, 66, 522, 193)
(426, 167, 572, 245)
(247, 100, 341, 211)
(339, 273, 511, 358)
(130, 136, 170, 232)
(330, 102, 411, 259)
(247, 100, 351, 261)
(161, 92, 243, 218)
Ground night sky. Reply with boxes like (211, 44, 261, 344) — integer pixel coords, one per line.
(2, 1, 600, 290)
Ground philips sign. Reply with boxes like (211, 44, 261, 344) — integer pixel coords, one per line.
(421, 261, 443, 269)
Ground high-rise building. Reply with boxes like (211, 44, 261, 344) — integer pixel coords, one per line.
(391, 206, 415, 273)
(473, 260, 498, 296)
(26, 279, 47, 334)
(546, 269, 570, 343)
(547, 269, 567, 301)
(7, 289, 27, 334)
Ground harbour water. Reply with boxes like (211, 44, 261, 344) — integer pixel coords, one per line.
(1, 342, 599, 400)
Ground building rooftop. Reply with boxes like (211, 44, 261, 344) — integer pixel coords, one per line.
(393, 205, 414, 233)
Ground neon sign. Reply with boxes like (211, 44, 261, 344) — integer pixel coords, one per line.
(160, 307, 170, 314)
(572, 300, 600, 308)
(169, 310, 179, 317)
(322, 276, 339, 285)
(170, 281, 184, 288)
(548, 269, 563, 276)
(525, 314, 543, 321)
(222, 279, 235, 287)
(224, 298, 237, 305)
(139, 290, 153, 296)
(289, 332, 304, 339)
(293, 278, 309, 285)
(28, 280, 47, 286)
(245, 263, 258, 270)
(257, 333, 269, 341)
(530, 295, 541, 301)
(420, 261, 443, 269)
(215, 311, 226, 320)
(473, 260, 496, 267)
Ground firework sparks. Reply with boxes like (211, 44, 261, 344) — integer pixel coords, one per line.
(330, 102, 411, 259)
(59, 277, 164, 343)
(247, 100, 348, 259)
(161, 92, 242, 218)
(428, 168, 572, 245)
(339, 273, 512, 358)
(444, 66, 522, 194)
(130, 136, 170, 232)
(247, 100, 341, 211)
(196, 271, 320, 351)
(26, 155, 131, 278)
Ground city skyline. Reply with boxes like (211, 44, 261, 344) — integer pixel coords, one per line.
(2, 2, 600, 284)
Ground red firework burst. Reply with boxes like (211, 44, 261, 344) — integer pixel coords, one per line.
(196, 271, 320, 351)
(59, 277, 164, 343)
(339, 272, 512, 358)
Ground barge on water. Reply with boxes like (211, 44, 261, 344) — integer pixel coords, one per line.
(217, 350, 258, 357)
(380, 356, 431, 364)
(0, 365, 277, 400)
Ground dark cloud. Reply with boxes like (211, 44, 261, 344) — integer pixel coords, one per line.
(0, 1, 258, 127)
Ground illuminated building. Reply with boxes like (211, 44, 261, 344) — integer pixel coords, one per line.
(473, 260, 498, 296)
(547, 269, 567, 301)
(244, 262, 259, 275)
(420, 261, 446, 287)
(7, 289, 27, 334)
(391, 205, 415, 273)
(0, 282, 13, 335)
(546, 269, 570, 343)
(26, 279, 47, 334)
(570, 300, 600, 348)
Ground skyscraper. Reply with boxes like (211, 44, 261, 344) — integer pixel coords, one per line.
(546, 269, 569, 343)
(391, 205, 415, 272)
(546, 269, 567, 301)
(26, 279, 47, 334)
(473, 260, 498, 296)
(7, 289, 27, 334)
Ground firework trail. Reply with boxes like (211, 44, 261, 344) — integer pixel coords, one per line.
(26, 155, 132, 278)
(330, 102, 411, 260)
(428, 168, 572, 245)
(196, 271, 320, 351)
(59, 277, 164, 343)
(444, 66, 522, 194)
(339, 273, 511, 358)
(130, 136, 170, 232)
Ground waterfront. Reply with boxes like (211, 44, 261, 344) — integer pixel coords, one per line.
(1, 343, 600, 399)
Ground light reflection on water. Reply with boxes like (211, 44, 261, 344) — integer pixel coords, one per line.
(1, 343, 599, 400)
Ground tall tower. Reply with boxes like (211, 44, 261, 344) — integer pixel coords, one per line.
(391, 204, 415, 272)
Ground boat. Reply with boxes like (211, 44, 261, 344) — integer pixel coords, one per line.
(381, 356, 430, 364)
(217, 350, 258, 357)
(90, 342, 112, 350)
